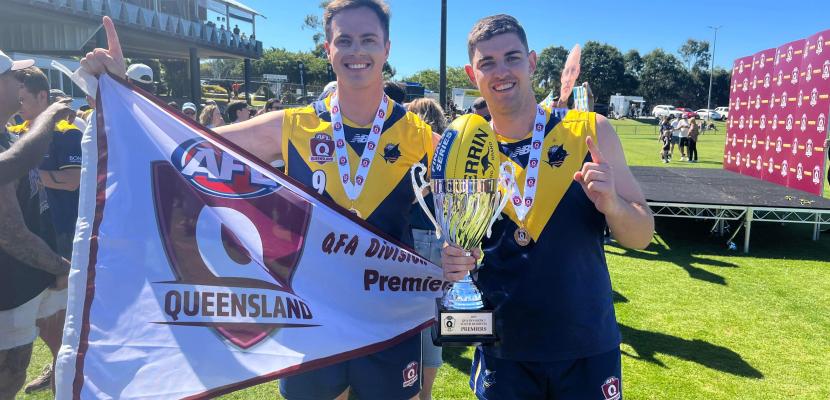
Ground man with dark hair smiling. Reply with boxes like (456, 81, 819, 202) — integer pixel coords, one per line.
(79, 0, 437, 398)
(441, 14, 654, 399)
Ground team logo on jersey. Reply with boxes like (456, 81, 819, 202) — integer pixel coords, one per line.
(310, 133, 335, 164)
(171, 138, 279, 199)
(810, 88, 818, 107)
(545, 144, 568, 167)
(402, 361, 419, 388)
(382, 143, 401, 163)
(154, 147, 314, 349)
(601, 376, 621, 400)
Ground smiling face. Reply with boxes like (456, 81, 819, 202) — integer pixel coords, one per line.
(465, 32, 536, 116)
(324, 6, 389, 92)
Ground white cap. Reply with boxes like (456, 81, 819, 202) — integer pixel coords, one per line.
(127, 63, 153, 84)
(182, 102, 197, 113)
(0, 50, 35, 75)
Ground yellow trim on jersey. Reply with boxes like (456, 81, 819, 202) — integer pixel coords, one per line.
(282, 95, 432, 217)
(8, 120, 31, 134)
(498, 109, 597, 241)
(7, 120, 80, 135)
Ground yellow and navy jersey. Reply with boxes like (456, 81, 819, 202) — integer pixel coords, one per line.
(478, 108, 620, 362)
(282, 95, 433, 245)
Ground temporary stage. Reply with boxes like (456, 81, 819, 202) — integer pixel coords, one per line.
(631, 166, 830, 253)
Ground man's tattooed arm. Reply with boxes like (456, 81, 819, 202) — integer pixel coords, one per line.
(0, 183, 70, 276)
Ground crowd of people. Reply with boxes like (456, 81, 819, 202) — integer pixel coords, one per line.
(0, 1, 662, 399)
(658, 114, 701, 163)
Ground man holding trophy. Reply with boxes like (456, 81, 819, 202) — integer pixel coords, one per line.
(439, 15, 654, 399)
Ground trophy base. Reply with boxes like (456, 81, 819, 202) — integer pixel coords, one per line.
(431, 299, 498, 346)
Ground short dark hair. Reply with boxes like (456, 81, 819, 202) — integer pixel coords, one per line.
(15, 67, 50, 98)
(383, 81, 406, 104)
(226, 101, 248, 122)
(472, 97, 487, 110)
(324, 0, 391, 42)
(467, 14, 529, 62)
(264, 98, 283, 111)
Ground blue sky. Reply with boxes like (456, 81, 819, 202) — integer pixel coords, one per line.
(242, 0, 830, 78)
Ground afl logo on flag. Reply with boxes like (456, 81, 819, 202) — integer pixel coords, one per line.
(171, 138, 278, 199)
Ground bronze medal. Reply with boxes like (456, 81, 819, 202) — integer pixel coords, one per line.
(514, 227, 531, 246)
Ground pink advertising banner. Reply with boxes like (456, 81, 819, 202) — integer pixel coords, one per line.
(725, 30, 830, 195)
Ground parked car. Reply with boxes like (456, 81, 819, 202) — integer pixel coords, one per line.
(652, 105, 683, 118)
(696, 109, 722, 120)
(714, 106, 729, 120)
(675, 107, 697, 119)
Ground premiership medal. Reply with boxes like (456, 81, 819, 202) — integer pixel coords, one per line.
(500, 105, 547, 247)
(330, 92, 389, 218)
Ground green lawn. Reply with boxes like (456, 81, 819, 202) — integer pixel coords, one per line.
(19, 119, 830, 399)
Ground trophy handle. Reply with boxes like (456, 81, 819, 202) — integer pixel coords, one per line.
(486, 161, 515, 238)
(410, 163, 442, 239)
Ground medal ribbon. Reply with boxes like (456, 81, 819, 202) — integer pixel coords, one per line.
(330, 92, 389, 201)
(500, 105, 547, 224)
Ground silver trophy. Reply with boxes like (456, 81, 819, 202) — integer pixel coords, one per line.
(411, 163, 508, 345)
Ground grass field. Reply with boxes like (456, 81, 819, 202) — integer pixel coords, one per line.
(19, 119, 830, 399)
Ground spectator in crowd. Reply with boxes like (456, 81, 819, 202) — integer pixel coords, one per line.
(676, 116, 690, 161)
(0, 52, 62, 186)
(225, 100, 250, 124)
(11, 66, 83, 393)
(126, 63, 154, 94)
(405, 97, 446, 400)
(669, 115, 680, 159)
(0, 57, 72, 399)
(233, 24, 240, 36)
(261, 98, 284, 114)
(167, 101, 179, 110)
(687, 117, 700, 163)
(199, 104, 224, 129)
(181, 102, 198, 121)
(660, 125, 672, 163)
(471, 96, 490, 121)
(383, 81, 406, 104)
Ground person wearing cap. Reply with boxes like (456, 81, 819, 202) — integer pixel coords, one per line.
(181, 102, 198, 121)
(9, 66, 83, 394)
(126, 63, 154, 93)
(0, 51, 67, 185)
(0, 54, 72, 399)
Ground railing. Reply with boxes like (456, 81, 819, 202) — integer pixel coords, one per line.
(27, 0, 262, 56)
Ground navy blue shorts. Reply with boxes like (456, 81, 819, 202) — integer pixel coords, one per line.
(279, 333, 422, 400)
(469, 346, 622, 400)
